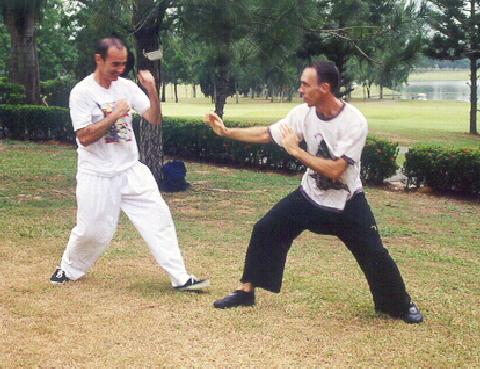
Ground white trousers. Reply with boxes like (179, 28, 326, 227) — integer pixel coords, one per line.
(60, 162, 190, 287)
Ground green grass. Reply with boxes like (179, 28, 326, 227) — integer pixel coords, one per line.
(163, 98, 480, 148)
(408, 69, 470, 82)
(1, 141, 479, 367)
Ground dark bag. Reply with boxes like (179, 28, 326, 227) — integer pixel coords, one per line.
(161, 160, 189, 192)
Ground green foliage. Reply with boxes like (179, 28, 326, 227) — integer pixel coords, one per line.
(0, 78, 26, 104)
(37, 0, 78, 80)
(404, 146, 480, 196)
(0, 104, 74, 141)
(40, 76, 77, 107)
(134, 116, 399, 184)
(69, 0, 133, 79)
(0, 21, 9, 75)
(361, 136, 399, 185)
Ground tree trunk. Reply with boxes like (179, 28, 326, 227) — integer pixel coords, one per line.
(3, 3, 41, 104)
(174, 82, 178, 103)
(133, 0, 165, 185)
(380, 85, 384, 99)
(214, 49, 231, 119)
(469, 57, 478, 134)
(161, 81, 166, 102)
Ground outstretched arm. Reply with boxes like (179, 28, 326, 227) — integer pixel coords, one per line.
(204, 112, 272, 144)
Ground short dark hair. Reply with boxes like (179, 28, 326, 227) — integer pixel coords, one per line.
(310, 61, 340, 94)
(95, 38, 126, 60)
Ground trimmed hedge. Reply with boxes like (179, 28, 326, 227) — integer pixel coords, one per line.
(361, 137, 399, 185)
(0, 107, 399, 185)
(0, 79, 26, 104)
(136, 116, 399, 184)
(404, 146, 480, 196)
(40, 77, 76, 108)
(0, 104, 75, 141)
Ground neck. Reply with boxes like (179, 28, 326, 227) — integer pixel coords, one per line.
(94, 70, 112, 89)
(315, 96, 344, 119)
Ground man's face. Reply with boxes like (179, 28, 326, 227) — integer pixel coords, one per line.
(298, 67, 328, 106)
(95, 46, 127, 83)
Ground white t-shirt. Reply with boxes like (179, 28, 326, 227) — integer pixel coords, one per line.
(69, 74, 150, 177)
(269, 103, 367, 212)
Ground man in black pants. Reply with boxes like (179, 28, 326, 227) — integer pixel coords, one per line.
(204, 61, 423, 323)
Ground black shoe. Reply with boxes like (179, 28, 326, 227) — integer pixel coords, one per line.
(174, 277, 209, 291)
(213, 290, 255, 309)
(50, 267, 70, 285)
(401, 302, 424, 324)
(376, 302, 424, 324)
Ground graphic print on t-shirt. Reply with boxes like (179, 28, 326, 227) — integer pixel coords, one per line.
(309, 138, 349, 192)
(99, 102, 132, 143)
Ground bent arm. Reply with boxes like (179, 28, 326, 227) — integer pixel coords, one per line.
(76, 115, 117, 146)
(76, 100, 129, 146)
(142, 87, 161, 125)
(138, 70, 161, 125)
(290, 148, 348, 180)
(281, 124, 348, 180)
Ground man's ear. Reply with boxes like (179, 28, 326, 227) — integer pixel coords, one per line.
(94, 54, 103, 65)
(319, 82, 331, 94)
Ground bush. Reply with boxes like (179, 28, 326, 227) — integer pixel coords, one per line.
(0, 108, 399, 186)
(0, 78, 26, 104)
(0, 104, 75, 141)
(134, 116, 399, 184)
(40, 76, 77, 108)
(404, 146, 480, 196)
(360, 137, 399, 185)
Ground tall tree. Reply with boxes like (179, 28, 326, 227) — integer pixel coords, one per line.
(133, 0, 173, 184)
(427, 0, 480, 134)
(179, 0, 250, 118)
(36, 0, 77, 80)
(352, 1, 426, 99)
(0, 0, 43, 103)
(69, 0, 132, 79)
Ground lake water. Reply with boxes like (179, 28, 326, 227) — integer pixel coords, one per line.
(400, 81, 477, 101)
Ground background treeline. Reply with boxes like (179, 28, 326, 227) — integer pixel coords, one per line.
(0, 0, 454, 107)
(1, 0, 478, 130)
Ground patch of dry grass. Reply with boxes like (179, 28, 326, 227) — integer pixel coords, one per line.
(1, 141, 479, 368)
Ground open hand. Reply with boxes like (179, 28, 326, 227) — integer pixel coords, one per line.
(280, 124, 299, 155)
(203, 112, 227, 136)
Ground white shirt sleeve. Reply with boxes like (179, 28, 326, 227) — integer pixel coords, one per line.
(127, 81, 150, 115)
(334, 114, 367, 164)
(268, 104, 307, 147)
(69, 86, 95, 131)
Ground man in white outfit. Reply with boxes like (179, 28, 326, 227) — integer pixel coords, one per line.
(50, 38, 208, 291)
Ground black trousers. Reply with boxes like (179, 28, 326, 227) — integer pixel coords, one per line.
(241, 188, 411, 316)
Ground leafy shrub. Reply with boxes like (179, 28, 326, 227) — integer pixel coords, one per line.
(40, 76, 77, 107)
(0, 107, 399, 186)
(0, 78, 26, 104)
(360, 137, 399, 185)
(404, 146, 480, 196)
(0, 104, 75, 141)
(134, 116, 398, 184)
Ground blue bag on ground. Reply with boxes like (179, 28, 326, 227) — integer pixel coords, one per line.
(161, 160, 189, 192)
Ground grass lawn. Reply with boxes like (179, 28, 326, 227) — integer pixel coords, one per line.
(408, 70, 470, 82)
(1, 140, 479, 367)
(163, 98, 480, 148)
